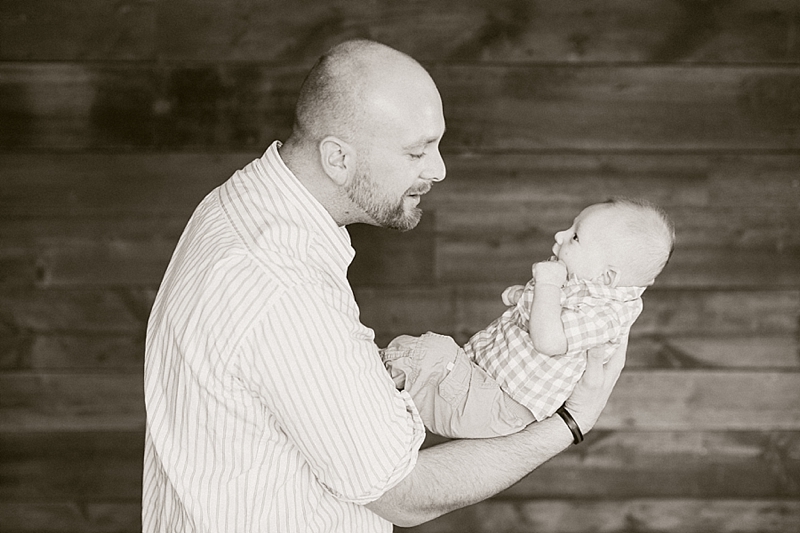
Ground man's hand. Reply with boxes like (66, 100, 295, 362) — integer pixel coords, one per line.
(564, 338, 627, 434)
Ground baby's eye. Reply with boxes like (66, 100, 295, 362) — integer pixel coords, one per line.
(572, 233, 579, 242)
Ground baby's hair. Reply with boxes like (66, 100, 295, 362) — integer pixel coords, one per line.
(603, 197, 675, 286)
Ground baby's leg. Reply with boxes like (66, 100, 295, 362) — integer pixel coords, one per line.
(381, 332, 535, 438)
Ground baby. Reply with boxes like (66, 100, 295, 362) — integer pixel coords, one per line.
(381, 197, 675, 439)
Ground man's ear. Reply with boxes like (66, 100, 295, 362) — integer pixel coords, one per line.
(319, 136, 354, 186)
(602, 266, 621, 288)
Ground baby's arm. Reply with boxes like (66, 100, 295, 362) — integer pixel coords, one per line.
(529, 261, 568, 355)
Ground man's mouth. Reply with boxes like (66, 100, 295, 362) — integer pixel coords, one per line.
(408, 182, 432, 197)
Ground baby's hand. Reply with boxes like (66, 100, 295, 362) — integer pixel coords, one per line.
(501, 285, 525, 306)
(533, 260, 567, 287)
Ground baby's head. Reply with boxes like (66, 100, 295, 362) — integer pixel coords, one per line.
(552, 197, 675, 287)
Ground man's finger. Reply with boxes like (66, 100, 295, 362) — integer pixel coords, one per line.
(604, 338, 628, 386)
(582, 345, 606, 389)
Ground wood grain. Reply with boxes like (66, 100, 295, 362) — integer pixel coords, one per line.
(2, 2, 799, 531)
(502, 430, 800, 499)
(2, 211, 797, 288)
(3, 153, 799, 215)
(3, 64, 800, 151)
(2, 371, 798, 432)
(0, 374, 144, 432)
(2, 287, 795, 370)
(0, 431, 144, 501)
(0, 502, 140, 533)
(4, 1, 798, 63)
(397, 499, 800, 533)
(0, 0, 155, 61)
(2, 431, 797, 502)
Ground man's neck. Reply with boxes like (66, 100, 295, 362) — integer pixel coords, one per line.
(278, 139, 358, 227)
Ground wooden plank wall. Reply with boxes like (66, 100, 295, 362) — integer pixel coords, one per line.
(1, 1, 799, 531)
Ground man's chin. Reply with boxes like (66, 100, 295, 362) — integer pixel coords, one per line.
(387, 208, 422, 232)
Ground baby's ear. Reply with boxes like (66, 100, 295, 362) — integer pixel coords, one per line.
(602, 266, 621, 288)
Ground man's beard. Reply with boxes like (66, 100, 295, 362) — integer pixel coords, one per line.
(345, 161, 426, 232)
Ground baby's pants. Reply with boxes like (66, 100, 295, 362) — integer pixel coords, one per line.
(381, 332, 536, 438)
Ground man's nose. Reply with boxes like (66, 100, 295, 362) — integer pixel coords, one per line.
(422, 150, 446, 182)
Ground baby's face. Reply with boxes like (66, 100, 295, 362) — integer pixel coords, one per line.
(552, 203, 620, 282)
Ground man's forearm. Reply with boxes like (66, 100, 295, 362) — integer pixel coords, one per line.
(365, 416, 573, 527)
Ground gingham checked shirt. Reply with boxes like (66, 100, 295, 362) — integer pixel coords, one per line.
(465, 277, 645, 421)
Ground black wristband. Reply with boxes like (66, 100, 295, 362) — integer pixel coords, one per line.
(555, 403, 584, 445)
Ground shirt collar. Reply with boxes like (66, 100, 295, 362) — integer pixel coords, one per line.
(563, 277, 646, 302)
(230, 141, 355, 269)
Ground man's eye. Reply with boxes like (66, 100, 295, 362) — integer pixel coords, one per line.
(410, 152, 425, 159)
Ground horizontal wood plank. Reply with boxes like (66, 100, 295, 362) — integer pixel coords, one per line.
(430, 153, 800, 209)
(443, 286, 800, 340)
(0, 288, 797, 370)
(0, 152, 254, 217)
(2, 332, 797, 373)
(2, 371, 798, 432)
(348, 217, 435, 287)
(603, 371, 800, 431)
(156, 0, 800, 64)
(502, 430, 800, 500)
(434, 204, 800, 253)
(3, 499, 798, 533)
(4, 330, 795, 373)
(0, 0, 155, 61)
(1, 287, 795, 369)
(0, 502, 139, 533)
(2, 212, 797, 288)
(2, 64, 800, 151)
(0, 334, 145, 371)
(398, 499, 800, 533)
(2, 431, 797, 502)
(0, 373, 144, 432)
(0, 287, 149, 333)
(4, 0, 798, 63)
(3, 153, 799, 215)
(435, 231, 800, 288)
(0, 431, 143, 501)
(626, 336, 800, 370)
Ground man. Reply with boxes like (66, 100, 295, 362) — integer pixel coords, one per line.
(142, 39, 626, 532)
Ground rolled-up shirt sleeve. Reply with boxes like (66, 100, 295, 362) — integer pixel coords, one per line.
(239, 281, 425, 504)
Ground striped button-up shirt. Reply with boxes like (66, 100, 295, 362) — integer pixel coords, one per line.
(143, 141, 425, 532)
(466, 278, 645, 421)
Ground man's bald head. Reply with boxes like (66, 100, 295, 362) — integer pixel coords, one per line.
(280, 40, 446, 229)
(290, 39, 438, 145)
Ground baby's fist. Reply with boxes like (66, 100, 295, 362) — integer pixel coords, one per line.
(501, 285, 525, 306)
(533, 260, 567, 287)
